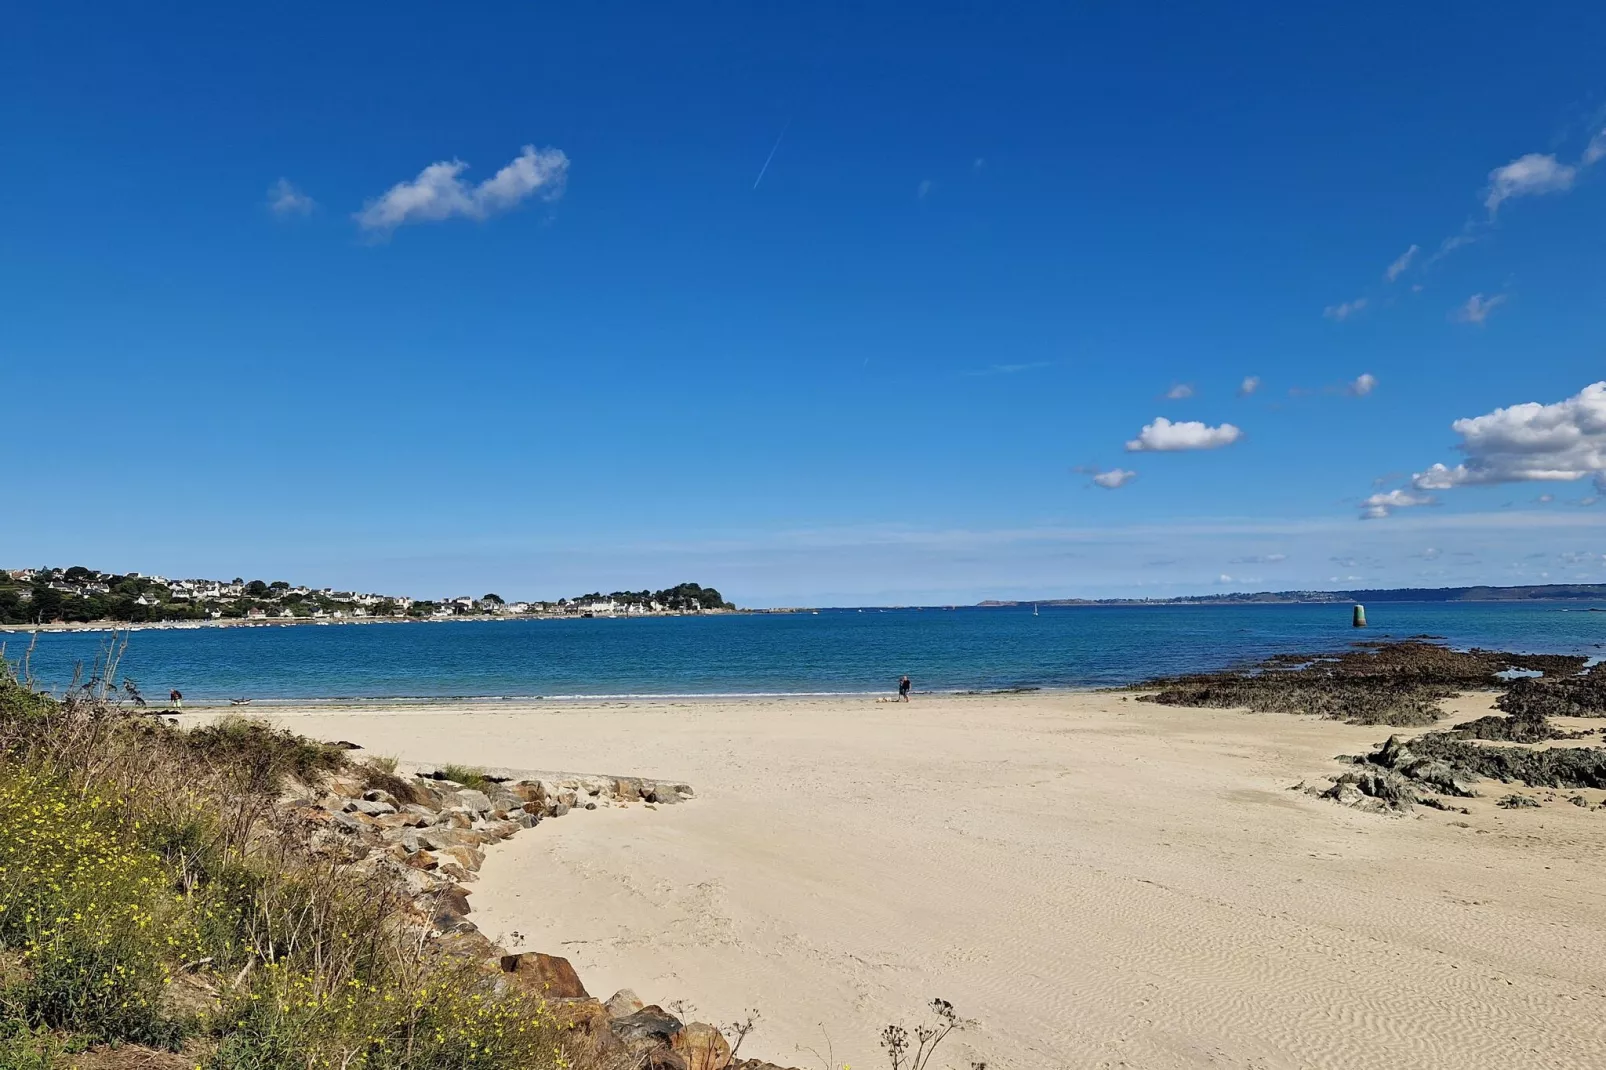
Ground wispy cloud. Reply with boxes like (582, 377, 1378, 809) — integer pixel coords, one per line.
(1164, 383, 1195, 400)
(965, 361, 1051, 377)
(1384, 244, 1419, 282)
(267, 179, 314, 217)
(1237, 375, 1261, 397)
(1484, 153, 1576, 215)
(1230, 553, 1287, 564)
(1089, 468, 1137, 489)
(1585, 127, 1606, 166)
(1125, 417, 1243, 452)
(355, 145, 568, 232)
(1360, 488, 1436, 519)
(1452, 292, 1508, 326)
(1347, 373, 1378, 397)
(1323, 297, 1367, 321)
(917, 179, 934, 200)
(972, 157, 986, 171)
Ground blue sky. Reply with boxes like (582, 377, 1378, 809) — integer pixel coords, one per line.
(4, 2, 1605, 606)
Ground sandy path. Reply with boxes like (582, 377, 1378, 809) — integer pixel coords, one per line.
(220, 693, 1606, 1070)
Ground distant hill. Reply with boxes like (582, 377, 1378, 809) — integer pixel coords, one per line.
(978, 583, 1606, 607)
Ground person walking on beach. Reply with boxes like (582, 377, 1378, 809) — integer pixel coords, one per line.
(898, 675, 911, 702)
(169, 689, 183, 709)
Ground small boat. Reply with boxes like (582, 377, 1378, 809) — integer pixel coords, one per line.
(1033, 604, 1039, 617)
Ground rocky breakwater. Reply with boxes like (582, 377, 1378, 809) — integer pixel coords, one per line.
(493, 954, 794, 1070)
(283, 765, 694, 941)
(275, 765, 803, 1067)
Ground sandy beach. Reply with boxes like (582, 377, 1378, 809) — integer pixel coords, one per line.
(192, 691, 1606, 1069)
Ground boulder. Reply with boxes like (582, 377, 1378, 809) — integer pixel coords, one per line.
(363, 788, 399, 806)
(549, 996, 614, 1039)
(344, 798, 396, 816)
(499, 952, 589, 999)
(614, 777, 644, 802)
(1401, 758, 1478, 798)
(404, 849, 439, 871)
(437, 808, 475, 829)
(604, 989, 645, 1019)
(438, 844, 485, 873)
(1317, 770, 1415, 813)
(420, 828, 481, 851)
(436, 886, 472, 916)
(454, 789, 494, 813)
(671, 1022, 732, 1070)
(437, 861, 472, 882)
(611, 1005, 684, 1052)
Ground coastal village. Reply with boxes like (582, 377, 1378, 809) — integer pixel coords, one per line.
(0, 566, 735, 627)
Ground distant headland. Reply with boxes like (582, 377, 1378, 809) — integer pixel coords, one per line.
(978, 583, 1606, 607)
(0, 565, 735, 628)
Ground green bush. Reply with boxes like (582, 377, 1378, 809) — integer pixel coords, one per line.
(437, 765, 492, 792)
(0, 766, 197, 1046)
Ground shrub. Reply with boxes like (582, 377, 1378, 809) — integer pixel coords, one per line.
(181, 716, 347, 792)
(211, 962, 565, 1070)
(0, 766, 198, 1046)
(437, 765, 492, 792)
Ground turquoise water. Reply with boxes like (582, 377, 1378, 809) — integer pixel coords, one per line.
(7, 603, 1606, 704)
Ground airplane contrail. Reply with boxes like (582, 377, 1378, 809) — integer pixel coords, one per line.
(752, 122, 790, 190)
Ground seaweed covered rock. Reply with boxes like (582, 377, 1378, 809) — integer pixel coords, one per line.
(1496, 663, 1606, 720)
(611, 1005, 685, 1053)
(1138, 641, 1573, 727)
(1316, 769, 1418, 813)
(1404, 733, 1606, 789)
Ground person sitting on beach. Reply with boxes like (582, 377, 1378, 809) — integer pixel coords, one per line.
(898, 675, 911, 701)
(169, 689, 183, 709)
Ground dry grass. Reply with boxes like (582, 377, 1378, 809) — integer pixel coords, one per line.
(0, 643, 578, 1069)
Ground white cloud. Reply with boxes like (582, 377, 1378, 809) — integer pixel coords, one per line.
(267, 179, 314, 217)
(1406, 382, 1606, 497)
(917, 179, 933, 200)
(1237, 375, 1260, 397)
(1230, 553, 1286, 564)
(1585, 128, 1606, 167)
(1216, 574, 1235, 584)
(1090, 468, 1137, 489)
(1452, 292, 1507, 325)
(1384, 244, 1419, 282)
(972, 157, 986, 171)
(1164, 383, 1195, 400)
(1125, 417, 1243, 452)
(355, 145, 568, 232)
(1348, 373, 1377, 397)
(1484, 153, 1576, 215)
(1323, 298, 1368, 321)
(1361, 488, 1436, 519)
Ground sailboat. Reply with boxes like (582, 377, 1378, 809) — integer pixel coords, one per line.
(1033, 603, 1039, 617)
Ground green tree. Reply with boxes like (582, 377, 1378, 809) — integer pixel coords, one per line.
(246, 580, 269, 597)
(31, 585, 64, 623)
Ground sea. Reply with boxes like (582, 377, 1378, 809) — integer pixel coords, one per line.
(6, 602, 1606, 706)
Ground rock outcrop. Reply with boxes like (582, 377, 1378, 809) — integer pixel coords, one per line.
(284, 765, 695, 940)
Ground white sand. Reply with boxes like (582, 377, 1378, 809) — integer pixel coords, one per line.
(215, 693, 1606, 1069)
